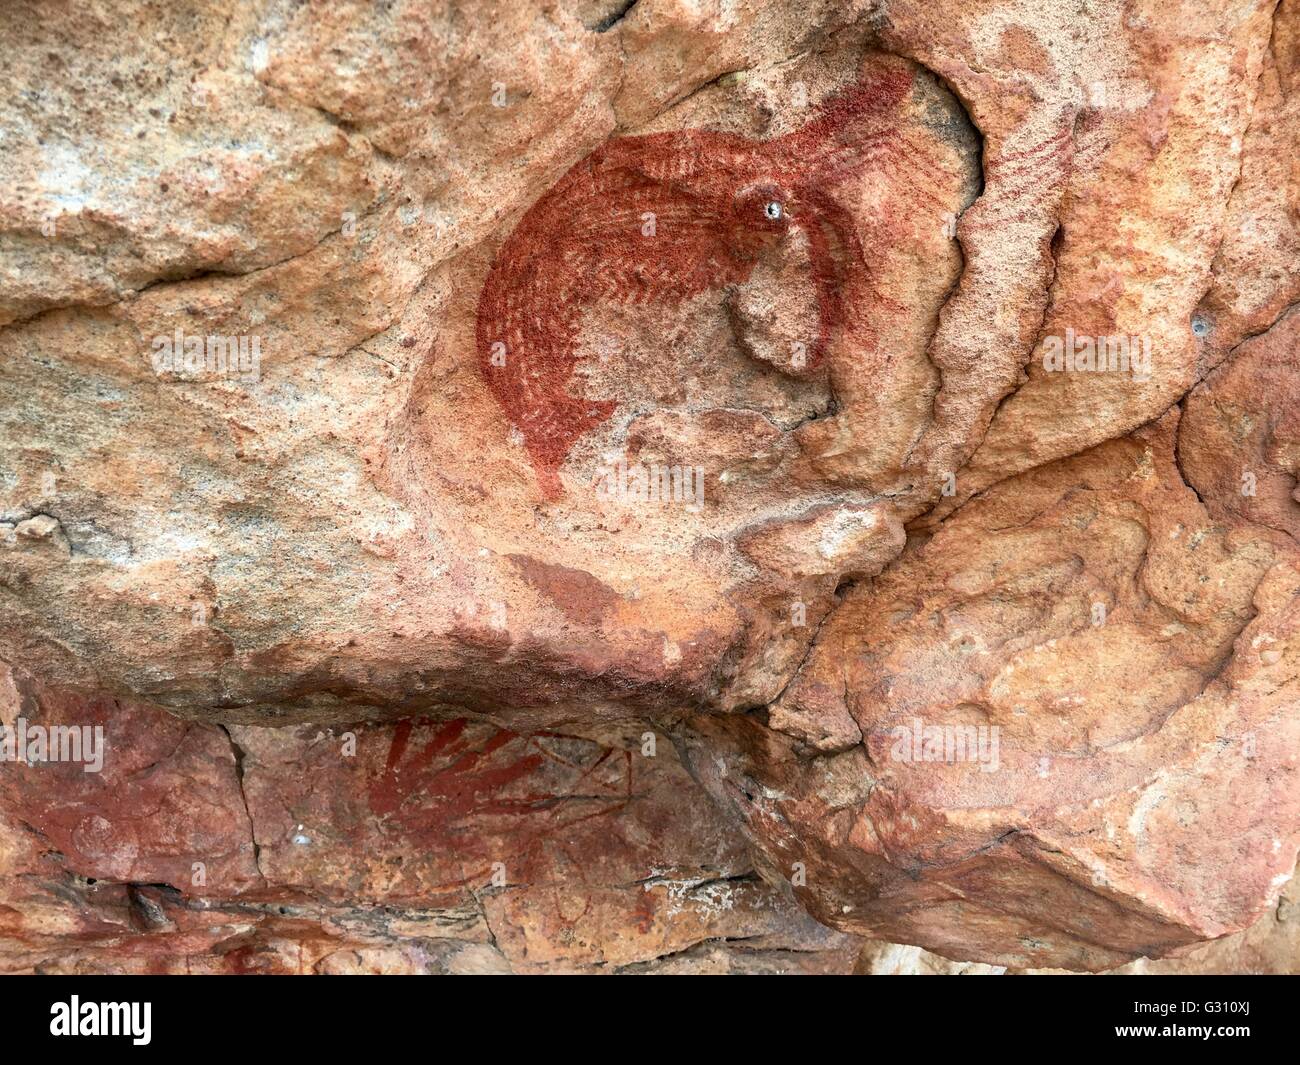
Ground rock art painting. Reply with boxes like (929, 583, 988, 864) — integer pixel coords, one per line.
(1, 0, 1298, 1005)
(476, 67, 911, 496)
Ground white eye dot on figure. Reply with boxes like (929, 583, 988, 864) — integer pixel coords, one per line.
(764, 201, 783, 220)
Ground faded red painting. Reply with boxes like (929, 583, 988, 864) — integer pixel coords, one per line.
(475, 66, 915, 497)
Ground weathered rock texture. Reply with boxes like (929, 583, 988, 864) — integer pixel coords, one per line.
(0, 664, 859, 973)
(1, 0, 1297, 972)
(685, 412, 1300, 969)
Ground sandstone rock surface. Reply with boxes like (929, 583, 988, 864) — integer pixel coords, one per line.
(0, 664, 859, 973)
(1, 0, 1297, 972)
(685, 414, 1300, 969)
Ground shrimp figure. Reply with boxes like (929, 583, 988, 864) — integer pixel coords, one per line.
(475, 65, 913, 498)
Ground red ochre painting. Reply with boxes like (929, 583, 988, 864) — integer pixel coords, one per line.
(475, 66, 915, 498)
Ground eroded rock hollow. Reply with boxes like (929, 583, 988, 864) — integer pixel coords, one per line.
(1, 0, 1297, 973)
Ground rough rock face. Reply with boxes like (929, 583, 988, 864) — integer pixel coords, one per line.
(684, 413, 1300, 969)
(0, 665, 859, 973)
(857, 859, 1300, 973)
(6, 661, 1293, 973)
(1, 0, 1298, 972)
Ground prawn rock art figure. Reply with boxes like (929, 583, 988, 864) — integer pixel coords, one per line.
(476, 65, 915, 498)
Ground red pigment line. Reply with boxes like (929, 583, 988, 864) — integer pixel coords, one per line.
(475, 67, 914, 498)
(987, 126, 1073, 170)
